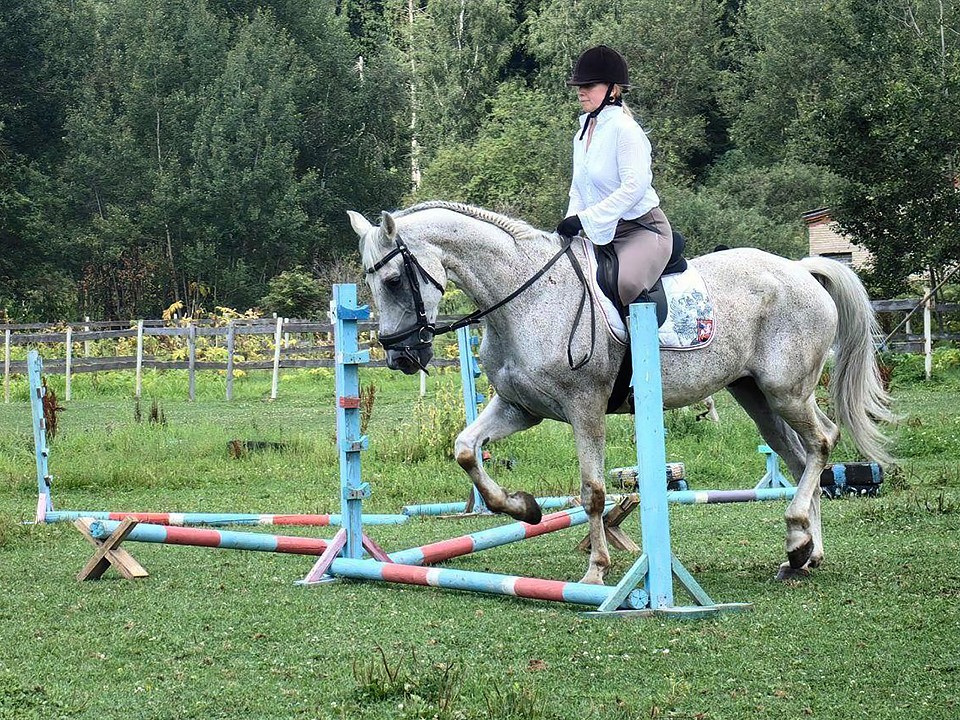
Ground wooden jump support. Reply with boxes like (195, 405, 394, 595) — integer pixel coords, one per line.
(75, 517, 148, 581)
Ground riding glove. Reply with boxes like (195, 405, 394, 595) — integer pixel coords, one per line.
(556, 215, 583, 237)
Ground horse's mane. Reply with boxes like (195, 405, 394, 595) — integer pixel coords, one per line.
(395, 201, 545, 244)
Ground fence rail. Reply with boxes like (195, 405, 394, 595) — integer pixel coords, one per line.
(3, 296, 959, 402)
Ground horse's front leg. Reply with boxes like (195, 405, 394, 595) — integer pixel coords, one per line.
(570, 409, 609, 585)
(454, 394, 543, 523)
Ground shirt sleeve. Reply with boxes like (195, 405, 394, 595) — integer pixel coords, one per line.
(566, 133, 585, 217)
(566, 178, 584, 217)
(579, 122, 653, 244)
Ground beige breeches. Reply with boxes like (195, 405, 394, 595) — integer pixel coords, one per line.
(611, 207, 673, 305)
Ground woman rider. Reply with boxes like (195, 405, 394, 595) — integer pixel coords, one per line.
(556, 45, 673, 310)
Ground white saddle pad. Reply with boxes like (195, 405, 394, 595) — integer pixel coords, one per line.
(581, 239, 715, 350)
(657, 268, 715, 350)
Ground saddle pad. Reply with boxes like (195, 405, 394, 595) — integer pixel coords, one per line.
(657, 268, 715, 350)
(580, 239, 714, 350)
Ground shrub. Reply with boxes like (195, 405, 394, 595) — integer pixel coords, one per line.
(259, 267, 325, 318)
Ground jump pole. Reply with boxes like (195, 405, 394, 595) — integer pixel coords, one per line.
(294, 285, 644, 610)
(401, 485, 797, 516)
(43, 510, 408, 527)
(88, 520, 331, 555)
(457, 326, 489, 514)
(300, 289, 749, 615)
(87, 502, 611, 572)
(28, 351, 53, 523)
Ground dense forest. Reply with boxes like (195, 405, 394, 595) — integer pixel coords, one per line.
(1, 0, 958, 321)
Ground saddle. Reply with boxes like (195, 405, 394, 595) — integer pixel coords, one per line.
(594, 227, 689, 327)
(598, 228, 689, 414)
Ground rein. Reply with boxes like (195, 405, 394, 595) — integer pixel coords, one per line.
(366, 233, 597, 370)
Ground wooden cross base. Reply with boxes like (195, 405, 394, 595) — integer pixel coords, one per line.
(577, 496, 641, 553)
(75, 517, 149, 581)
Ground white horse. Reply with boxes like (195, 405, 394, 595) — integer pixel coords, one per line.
(348, 201, 894, 584)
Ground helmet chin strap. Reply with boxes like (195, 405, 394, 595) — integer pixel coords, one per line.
(579, 83, 621, 140)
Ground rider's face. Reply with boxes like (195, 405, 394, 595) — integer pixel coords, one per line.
(577, 83, 609, 113)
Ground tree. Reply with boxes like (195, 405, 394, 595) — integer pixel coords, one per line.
(415, 81, 570, 228)
(0, 0, 97, 320)
(527, 0, 728, 187)
(726, 0, 960, 293)
(259, 267, 326, 317)
(405, 0, 517, 164)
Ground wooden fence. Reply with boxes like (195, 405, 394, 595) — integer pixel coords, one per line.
(3, 297, 958, 402)
(1, 317, 459, 403)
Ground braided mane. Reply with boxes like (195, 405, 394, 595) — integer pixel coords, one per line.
(395, 201, 545, 244)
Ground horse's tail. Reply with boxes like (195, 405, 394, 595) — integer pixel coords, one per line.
(798, 256, 896, 466)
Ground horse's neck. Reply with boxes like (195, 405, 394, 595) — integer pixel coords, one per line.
(429, 217, 573, 313)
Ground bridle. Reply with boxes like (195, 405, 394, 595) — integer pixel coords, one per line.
(365, 232, 596, 370)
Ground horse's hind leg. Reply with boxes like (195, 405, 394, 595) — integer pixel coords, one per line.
(727, 378, 806, 479)
(767, 395, 839, 578)
(454, 394, 543, 523)
(729, 379, 839, 576)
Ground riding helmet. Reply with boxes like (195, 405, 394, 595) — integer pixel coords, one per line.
(566, 45, 629, 87)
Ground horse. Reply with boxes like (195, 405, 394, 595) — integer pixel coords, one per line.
(347, 201, 894, 584)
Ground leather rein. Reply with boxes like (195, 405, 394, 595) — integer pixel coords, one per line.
(365, 233, 596, 370)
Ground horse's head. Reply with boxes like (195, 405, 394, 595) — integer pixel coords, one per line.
(348, 210, 446, 375)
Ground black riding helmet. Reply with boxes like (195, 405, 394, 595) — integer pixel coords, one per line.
(566, 45, 629, 88)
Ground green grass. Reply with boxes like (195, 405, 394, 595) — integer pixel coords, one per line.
(1, 368, 958, 719)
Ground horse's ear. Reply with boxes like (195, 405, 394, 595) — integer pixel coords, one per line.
(346, 210, 372, 238)
(379, 211, 398, 245)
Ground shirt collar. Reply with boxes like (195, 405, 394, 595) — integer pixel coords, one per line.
(578, 104, 621, 129)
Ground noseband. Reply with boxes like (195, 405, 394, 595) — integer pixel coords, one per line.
(365, 232, 596, 370)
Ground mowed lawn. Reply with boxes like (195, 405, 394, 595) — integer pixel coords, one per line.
(0, 368, 958, 720)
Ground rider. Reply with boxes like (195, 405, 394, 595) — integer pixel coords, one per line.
(556, 45, 673, 310)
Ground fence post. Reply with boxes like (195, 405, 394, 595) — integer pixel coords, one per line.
(65, 326, 73, 401)
(135, 320, 144, 399)
(83, 316, 91, 357)
(3, 328, 9, 404)
(188, 324, 197, 402)
(923, 287, 932, 381)
(225, 321, 235, 401)
(270, 317, 283, 400)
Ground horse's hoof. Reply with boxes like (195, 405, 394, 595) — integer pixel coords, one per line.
(509, 491, 542, 524)
(776, 562, 811, 582)
(578, 572, 606, 586)
(787, 539, 814, 569)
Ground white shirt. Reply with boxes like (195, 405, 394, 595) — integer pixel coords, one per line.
(565, 105, 660, 245)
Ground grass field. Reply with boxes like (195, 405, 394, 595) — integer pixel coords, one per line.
(0, 366, 958, 720)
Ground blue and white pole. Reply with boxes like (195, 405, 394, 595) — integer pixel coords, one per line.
(457, 326, 488, 513)
(28, 351, 53, 522)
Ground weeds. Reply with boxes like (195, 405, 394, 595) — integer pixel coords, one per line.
(360, 382, 377, 436)
(483, 684, 549, 720)
(351, 644, 463, 716)
(379, 378, 465, 463)
(133, 396, 167, 425)
(916, 491, 959, 515)
(41, 379, 64, 440)
(664, 408, 709, 440)
(149, 398, 166, 426)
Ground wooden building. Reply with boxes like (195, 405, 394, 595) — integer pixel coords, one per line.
(803, 207, 873, 268)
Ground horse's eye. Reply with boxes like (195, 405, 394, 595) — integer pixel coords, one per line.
(384, 274, 403, 289)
